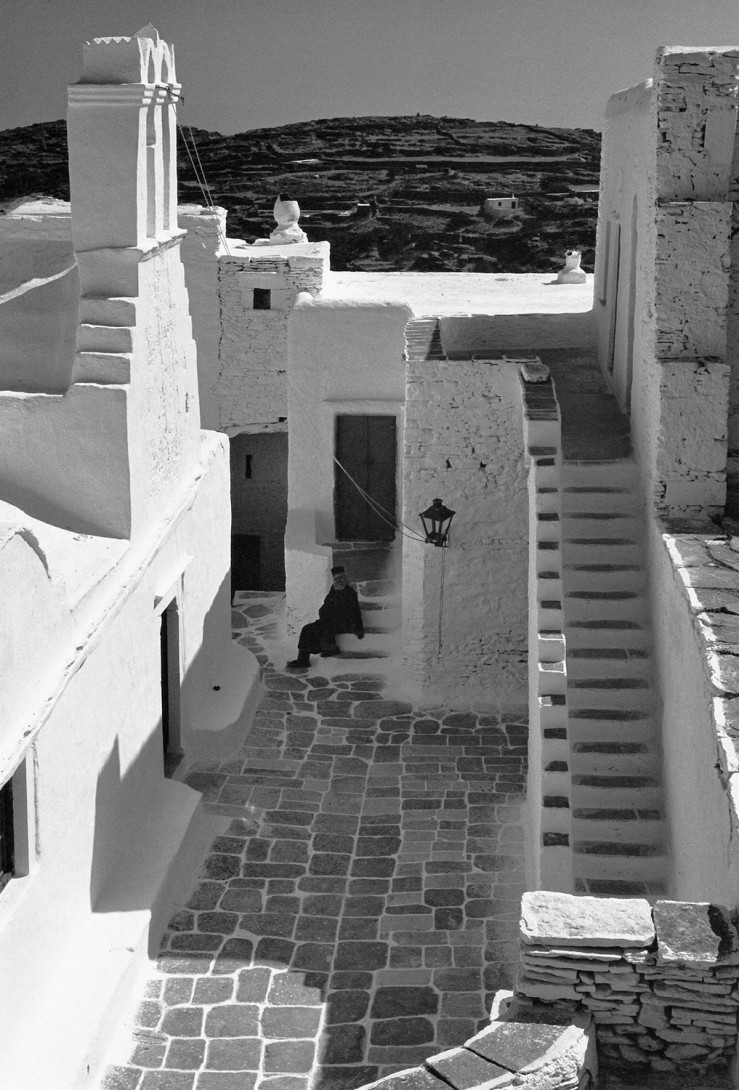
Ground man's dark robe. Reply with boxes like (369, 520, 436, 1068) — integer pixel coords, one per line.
(298, 584, 364, 654)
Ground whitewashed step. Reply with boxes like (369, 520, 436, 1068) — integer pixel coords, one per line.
(570, 746, 661, 777)
(567, 648, 651, 678)
(564, 619, 651, 648)
(570, 849, 670, 881)
(571, 811, 666, 848)
(562, 486, 638, 514)
(563, 594, 649, 623)
(562, 564, 645, 592)
(570, 777, 663, 809)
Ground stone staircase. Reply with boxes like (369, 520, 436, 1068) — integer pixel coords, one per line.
(330, 541, 402, 661)
(560, 458, 669, 897)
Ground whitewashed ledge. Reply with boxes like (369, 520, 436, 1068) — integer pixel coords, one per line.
(661, 520, 739, 825)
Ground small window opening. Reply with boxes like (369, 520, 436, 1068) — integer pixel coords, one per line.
(253, 288, 271, 310)
(244, 454, 253, 479)
(0, 779, 15, 892)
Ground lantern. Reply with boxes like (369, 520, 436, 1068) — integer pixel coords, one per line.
(419, 498, 455, 547)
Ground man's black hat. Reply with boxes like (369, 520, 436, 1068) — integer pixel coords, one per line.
(331, 565, 346, 575)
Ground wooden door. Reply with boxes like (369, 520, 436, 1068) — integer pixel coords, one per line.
(334, 415, 396, 541)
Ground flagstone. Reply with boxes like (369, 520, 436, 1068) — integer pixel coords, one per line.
(104, 593, 527, 1090)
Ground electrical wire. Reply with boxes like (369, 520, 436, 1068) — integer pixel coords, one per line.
(162, 85, 231, 256)
(158, 82, 431, 548)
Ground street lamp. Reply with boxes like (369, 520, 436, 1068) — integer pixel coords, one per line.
(419, 498, 455, 547)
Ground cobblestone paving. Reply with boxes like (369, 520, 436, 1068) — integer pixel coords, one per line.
(102, 593, 528, 1090)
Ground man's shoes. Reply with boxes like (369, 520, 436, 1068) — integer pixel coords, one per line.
(286, 658, 310, 670)
(320, 646, 340, 658)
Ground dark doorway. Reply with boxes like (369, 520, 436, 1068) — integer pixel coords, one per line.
(334, 414, 396, 541)
(0, 779, 14, 893)
(231, 533, 261, 593)
(159, 604, 181, 777)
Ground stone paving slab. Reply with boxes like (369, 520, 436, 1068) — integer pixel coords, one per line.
(101, 594, 527, 1090)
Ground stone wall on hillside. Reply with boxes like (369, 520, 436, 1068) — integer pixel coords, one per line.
(515, 891, 739, 1078)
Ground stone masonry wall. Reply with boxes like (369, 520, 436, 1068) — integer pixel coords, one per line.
(402, 348, 527, 709)
(216, 245, 328, 433)
(516, 891, 739, 1078)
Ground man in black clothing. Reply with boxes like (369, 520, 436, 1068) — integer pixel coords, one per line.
(287, 565, 364, 669)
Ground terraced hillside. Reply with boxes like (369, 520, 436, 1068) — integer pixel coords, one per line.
(0, 115, 600, 273)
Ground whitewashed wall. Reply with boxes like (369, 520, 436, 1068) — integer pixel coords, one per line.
(179, 204, 227, 430)
(595, 49, 737, 520)
(216, 243, 329, 433)
(402, 357, 528, 710)
(648, 517, 739, 904)
(285, 295, 411, 634)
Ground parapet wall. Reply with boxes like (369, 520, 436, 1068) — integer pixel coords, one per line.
(516, 891, 739, 1077)
(649, 518, 739, 902)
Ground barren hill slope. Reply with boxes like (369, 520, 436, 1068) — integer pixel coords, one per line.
(0, 115, 601, 273)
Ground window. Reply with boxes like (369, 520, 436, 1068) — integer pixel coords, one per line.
(253, 288, 271, 310)
(0, 779, 15, 892)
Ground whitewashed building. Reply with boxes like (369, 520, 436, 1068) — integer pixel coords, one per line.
(0, 28, 259, 1087)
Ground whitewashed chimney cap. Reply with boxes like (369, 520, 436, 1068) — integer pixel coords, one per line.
(79, 24, 176, 86)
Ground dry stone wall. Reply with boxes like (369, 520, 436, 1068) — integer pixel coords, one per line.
(515, 891, 739, 1077)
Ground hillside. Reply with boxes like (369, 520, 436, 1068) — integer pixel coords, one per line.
(0, 115, 601, 273)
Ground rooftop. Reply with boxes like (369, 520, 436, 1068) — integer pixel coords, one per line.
(322, 270, 594, 317)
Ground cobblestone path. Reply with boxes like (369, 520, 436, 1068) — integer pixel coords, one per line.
(102, 593, 528, 1090)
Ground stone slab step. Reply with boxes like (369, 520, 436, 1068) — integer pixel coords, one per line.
(564, 620, 651, 648)
(574, 876, 669, 897)
(561, 488, 639, 514)
(571, 817, 667, 849)
(571, 851, 671, 881)
(562, 566, 645, 592)
(570, 778, 662, 809)
(567, 649, 651, 678)
(561, 462, 641, 489)
(570, 750, 661, 777)
(568, 688, 654, 713)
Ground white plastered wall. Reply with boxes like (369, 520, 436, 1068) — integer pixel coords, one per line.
(402, 357, 528, 710)
(595, 49, 737, 519)
(285, 294, 411, 634)
(0, 435, 259, 1089)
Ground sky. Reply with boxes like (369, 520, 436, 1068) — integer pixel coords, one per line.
(2, 0, 739, 136)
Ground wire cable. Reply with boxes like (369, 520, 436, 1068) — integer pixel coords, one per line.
(284, 370, 427, 543)
(163, 85, 231, 256)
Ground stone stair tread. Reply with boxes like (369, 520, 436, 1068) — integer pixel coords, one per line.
(571, 741, 651, 753)
(564, 537, 639, 545)
(575, 877, 668, 897)
(573, 840, 665, 856)
(568, 648, 649, 659)
(564, 486, 630, 493)
(569, 708, 652, 720)
(566, 619, 645, 630)
(573, 807, 663, 820)
(569, 678, 650, 689)
(566, 590, 640, 600)
(572, 855, 671, 880)
(572, 774, 659, 787)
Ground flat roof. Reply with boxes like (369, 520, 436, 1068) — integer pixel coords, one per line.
(321, 271, 594, 316)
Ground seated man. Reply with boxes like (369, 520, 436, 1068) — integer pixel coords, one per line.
(287, 565, 364, 668)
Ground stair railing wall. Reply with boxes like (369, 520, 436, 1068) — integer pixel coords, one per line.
(519, 362, 573, 893)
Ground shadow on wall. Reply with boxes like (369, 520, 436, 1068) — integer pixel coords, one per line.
(89, 572, 261, 923)
(0, 252, 79, 393)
